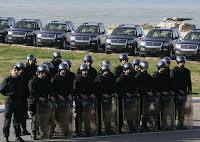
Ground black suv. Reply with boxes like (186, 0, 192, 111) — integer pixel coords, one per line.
(140, 27, 182, 57)
(7, 19, 43, 46)
(0, 17, 16, 43)
(36, 21, 75, 49)
(105, 24, 145, 55)
(175, 29, 200, 59)
(70, 22, 107, 52)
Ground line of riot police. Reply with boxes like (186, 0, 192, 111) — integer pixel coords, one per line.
(1, 51, 193, 142)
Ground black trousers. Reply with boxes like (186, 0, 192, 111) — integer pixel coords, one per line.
(3, 97, 24, 137)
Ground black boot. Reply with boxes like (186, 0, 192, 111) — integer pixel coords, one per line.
(4, 137, 9, 142)
(15, 137, 25, 142)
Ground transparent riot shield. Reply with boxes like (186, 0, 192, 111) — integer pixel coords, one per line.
(142, 96, 159, 132)
(122, 96, 140, 133)
(101, 96, 118, 135)
(36, 101, 54, 139)
(54, 100, 74, 138)
(79, 98, 97, 136)
(160, 95, 175, 131)
(176, 94, 193, 130)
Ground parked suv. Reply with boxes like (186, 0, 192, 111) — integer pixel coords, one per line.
(36, 21, 75, 49)
(70, 22, 107, 52)
(175, 29, 200, 59)
(7, 19, 43, 46)
(0, 17, 16, 43)
(140, 27, 182, 57)
(105, 24, 145, 55)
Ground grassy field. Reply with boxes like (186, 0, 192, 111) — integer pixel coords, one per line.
(0, 44, 199, 104)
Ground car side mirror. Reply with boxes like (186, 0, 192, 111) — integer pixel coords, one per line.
(67, 29, 72, 32)
(174, 36, 179, 39)
(102, 32, 105, 34)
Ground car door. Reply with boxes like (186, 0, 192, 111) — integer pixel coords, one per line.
(100, 26, 107, 45)
(136, 28, 143, 49)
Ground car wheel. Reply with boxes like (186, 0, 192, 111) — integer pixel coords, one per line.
(32, 37, 37, 47)
(168, 47, 173, 58)
(4, 34, 8, 43)
(95, 42, 100, 53)
(61, 39, 66, 49)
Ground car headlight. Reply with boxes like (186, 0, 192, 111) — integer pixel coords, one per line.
(176, 44, 181, 50)
(27, 32, 33, 36)
(163, 42, 169, 47)
(57, 34, 62, 38)
(128, 40, 134, 44)
(37, 34, 42, 38)
(106, 39, 111, 44)
(71, 36, 75, 41)
(8, 31, 12, 35)
(91, 36, 98, 40)
(140, 41, 145, 46)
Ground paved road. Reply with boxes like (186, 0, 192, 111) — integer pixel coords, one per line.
(0, 100, 200, 142)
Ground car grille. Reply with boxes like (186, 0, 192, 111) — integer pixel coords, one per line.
(181, 44, 198, 50)
(111, 39, 127, 44)
(41, 34, 56, 39)
(12, 31, 26, 36)
(76, 36, 90, 41)
(146, 42, 162, 47)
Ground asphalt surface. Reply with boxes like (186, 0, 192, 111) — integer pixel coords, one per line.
(0, 98, 200, 142)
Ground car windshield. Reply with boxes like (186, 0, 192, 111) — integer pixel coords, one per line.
(44, 23, 66, 31)
(147, 30, 172, 38)
(0, 20, 9, 27)
(184, 32, 200, 41)
(15, 21, 36, 29)
(112, 28, 136, 36)
(76, 25, 99, 33)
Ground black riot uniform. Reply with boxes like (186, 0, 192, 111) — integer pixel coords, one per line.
(16, 62, 31, 135)
(42, 62, 55, 80)
(116, 62, 139, 133)
(95, 64, 116, 134)
(50, 51, 62, 75)
(0, 65, 29, 142)
(113, 53, 129, 78)
(24, 54, 38, 83)
(136, 61, 157, 131)
(73, 64, 97, 136)
(170, 56, 192, 129)
(75, 55, 97, 81)
(98, 60, 112, 75)
(132, 59, 141, 77)
(28, 65, 55, 140)
(62, 60, 76, 81)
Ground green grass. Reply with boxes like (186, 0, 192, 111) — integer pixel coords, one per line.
(0, 44, 199, 104)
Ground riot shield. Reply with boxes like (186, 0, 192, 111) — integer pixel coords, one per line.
(101, 96, 118, 135)
(54, 100, 74, 138)
(142, 96, 159, 132)
(122, 96, 140, 133)
(36, 101, 54, 139)
(79, 98, 97, 136)
(160, 95, 175, 131)
(176, 94, 193, 130)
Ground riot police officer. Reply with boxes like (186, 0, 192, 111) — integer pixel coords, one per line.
(162, 56, 171, 78)
(73, 64, 97, 136)
(28, 65, 56, 140)
(113, 53, 129, 78)
(152, 61, 175, 131)
(50, 51, 62, 75)
(132, 59, 141, 76)
(51, 63, 73, 136)
(170, 56, 192, 130)
(16, 62, 31, 135)
(62, 60, 76, 81)
(0, 65, 29, 142)
(24, 54, 38, 83)
(76, 55, 97, 81)
(136, 61, 157, 132)
(116, 62, 139, 133)
(42, 62, 55, 80)
(95, 64, 116, 135)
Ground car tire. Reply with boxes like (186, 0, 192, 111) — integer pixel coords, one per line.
(168, 47, 173, 58)
(32, 36, 37, 47)
(4, 34, 8, 43)
(95, 41, 100, 53)
(61, 39, 66, 49)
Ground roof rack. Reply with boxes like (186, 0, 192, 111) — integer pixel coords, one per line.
(0, 17, 14, 19)
(155, 26, 161, 28)
(194, 29, 200, 31)
(51, 21, 72, 23)
(119, 24, 139, 27)
(21, 19, 40, 22)
(83, 22, 103, 25)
